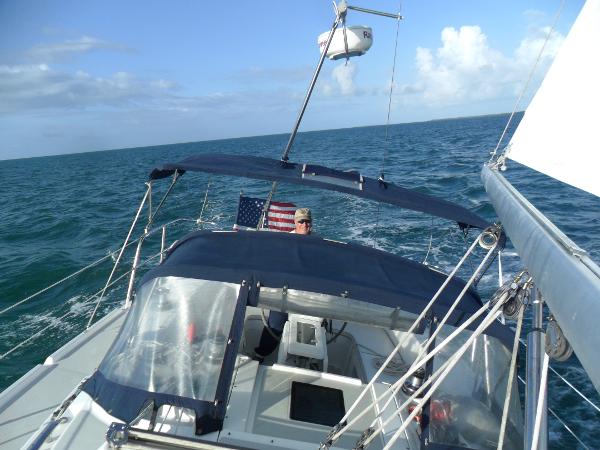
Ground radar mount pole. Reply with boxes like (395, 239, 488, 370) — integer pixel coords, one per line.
(259, 1, 402, 229)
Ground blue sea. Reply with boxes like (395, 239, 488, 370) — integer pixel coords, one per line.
(1, 114, 598, 448)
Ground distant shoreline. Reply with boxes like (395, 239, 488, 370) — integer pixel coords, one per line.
(0, 111, 524, 163)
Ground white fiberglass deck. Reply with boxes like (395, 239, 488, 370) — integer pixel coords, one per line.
(0, 308, 126, 449)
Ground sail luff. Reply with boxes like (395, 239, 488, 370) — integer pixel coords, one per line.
(482, 165, 600, 393)
(506, 0, 600, 198)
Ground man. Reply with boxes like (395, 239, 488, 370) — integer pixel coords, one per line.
(291, 208, 312, 235)
(254, 207, 312, 362)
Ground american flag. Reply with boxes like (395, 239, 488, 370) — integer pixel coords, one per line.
(233, 195, 296, 232)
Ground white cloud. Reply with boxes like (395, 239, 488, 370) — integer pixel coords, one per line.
(332, 62, 357, 95)
(399, 24, 564, 107)
(321, 61, 358, 96)
(0, 64, 174, 112)
(26, 36, 132, 63)
(514, 26, 564, 67)
(0, 62, 302, 118)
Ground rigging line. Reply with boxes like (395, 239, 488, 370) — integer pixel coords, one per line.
(497, 304, 525, 450)
(411, 235, 502, 364)
(381, 6, 402, 176)
(368, 242, 509, 432)
(87, 186, 150, 329)
(518, 339, 600, 414)
(548, 365, 600, 414)
(330, 296, 501, 446)
(0, 217, 195, 318)
(331, 229, 483, 434)
(0, 252, 115, 317)
(197, 178, 212, 228)
(0, 251, 163, 360)
(379, 307, 506, 450)
(422, 217, 434, 264)
(489, 0, 566, 164)
(531, 352, 550, 450)
(547, 407, 591, 450)
(373, 6, 402, 247)
(0, 217, 193, 319)
(146, 171, 181, 233)
(517, 375, 591, 450)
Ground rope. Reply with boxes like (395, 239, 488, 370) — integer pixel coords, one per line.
(409, 235, 502, 369)
(365, 238, 504, 430)
(380, 305, 506, 449)
(372, 7, 402, 247)
(549, 366, 600, 414)
(497, 304, 525, 449)
(157, 405, 174, 433)
(328, 291, 501, 446)
(332, 229, 483, 431)
(490, 0, 566, 164)
(531, 352, 550, 450)
(380, 6, 402, 178)
(547, 405, 591, 450)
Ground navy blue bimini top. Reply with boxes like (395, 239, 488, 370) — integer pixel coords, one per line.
(148, 153, 489, 230)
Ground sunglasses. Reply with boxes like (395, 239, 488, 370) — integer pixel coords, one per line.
(298, 219, 312, 225)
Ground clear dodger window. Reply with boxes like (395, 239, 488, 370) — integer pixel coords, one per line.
(99, 277, 240, 402)
(427, 326, 524, 450)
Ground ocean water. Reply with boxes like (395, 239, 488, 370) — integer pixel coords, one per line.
(1, 114, 599, 448)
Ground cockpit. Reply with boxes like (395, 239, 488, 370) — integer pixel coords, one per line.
(82, 230, 523, 449)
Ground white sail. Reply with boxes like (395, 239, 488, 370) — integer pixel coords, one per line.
(506, 0, 600, 198)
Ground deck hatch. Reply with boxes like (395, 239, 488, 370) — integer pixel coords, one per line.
(290, 382, 345, 427)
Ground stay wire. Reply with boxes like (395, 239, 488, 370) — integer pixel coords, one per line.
(0, 250, 163, 360)
(373, 4, 402, 248)
(489, 0, 565, 164)
(516, 375, 590, 450)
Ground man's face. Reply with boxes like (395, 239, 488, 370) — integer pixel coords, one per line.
(294, 218, 312, 235)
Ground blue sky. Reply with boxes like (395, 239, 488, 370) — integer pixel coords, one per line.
(0, 0, 584, 160)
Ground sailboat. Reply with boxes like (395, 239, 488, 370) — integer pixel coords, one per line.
(0, 1, 598, 449)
